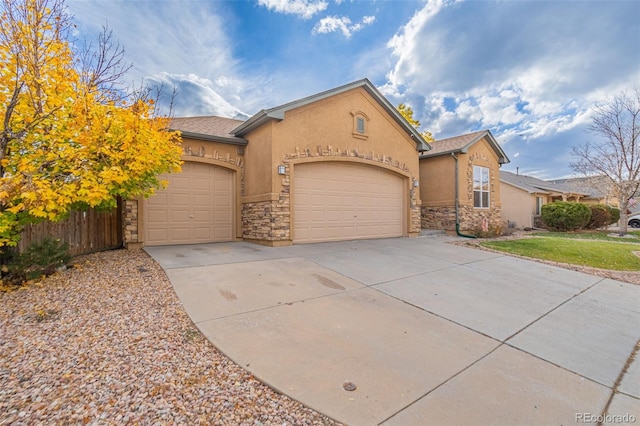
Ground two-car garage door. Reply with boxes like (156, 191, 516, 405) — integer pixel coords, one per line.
(293, 162, 405, 243)
(145, 162, 234, 246)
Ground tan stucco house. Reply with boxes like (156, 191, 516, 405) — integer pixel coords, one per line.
(419, 130, 509, 234)
(500, 171, 591, 229)
(123, 79, 431, 248)
(548, 175, 633, 210)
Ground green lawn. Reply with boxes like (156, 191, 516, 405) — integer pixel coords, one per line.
(532, 230, 640, 244)
(482, 235, 640, 271)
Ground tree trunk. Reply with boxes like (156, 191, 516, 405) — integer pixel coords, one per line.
(618, 196, 629, 235)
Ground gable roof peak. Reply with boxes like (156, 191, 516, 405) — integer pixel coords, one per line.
(231, 78, 431, 153)
(420, 129, 509, 164)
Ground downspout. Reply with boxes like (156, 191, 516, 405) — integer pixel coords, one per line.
(451, 152, 477, 239)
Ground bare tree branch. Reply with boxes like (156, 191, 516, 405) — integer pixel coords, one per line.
(76, 25, 132, 102)
(571, 88, 640, 234)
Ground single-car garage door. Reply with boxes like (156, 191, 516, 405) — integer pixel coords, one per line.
(145, 162, 234, 246)
(293, 162, 405, 243)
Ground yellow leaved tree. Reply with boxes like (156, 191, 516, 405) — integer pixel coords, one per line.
(397, 103, 435, 143)
(0, 0, 182, 247)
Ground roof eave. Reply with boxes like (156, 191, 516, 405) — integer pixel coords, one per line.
(176, 130, 248, 146)
(533, 183, 590, 196)
(419, 148, 462, 159)
(231, 110, 270, 136)
(500, 179, 550, 194)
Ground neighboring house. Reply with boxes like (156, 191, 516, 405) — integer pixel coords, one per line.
(419, 130, 509, 233)
(500, 171, 591, 229)
(123, 79, 431, 248)
(547, 175, 612, 205)
(548, 175, 640, 215)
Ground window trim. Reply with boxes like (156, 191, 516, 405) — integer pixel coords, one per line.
(350, 110, 369, 140)
(535, 196, 543, 215)
(473, 165, 490, 209)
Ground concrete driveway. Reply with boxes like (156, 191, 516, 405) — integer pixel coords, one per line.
(146, 236, 640, 425)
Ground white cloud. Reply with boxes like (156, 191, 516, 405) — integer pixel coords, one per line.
(475, 90, 526, 126)
(68, 1, 266, 116)
(258, 0, 328, 19)
(384, 0, 451, 93)
(361, 15, 375, 25)
(312, 15, 376, 38)
(146, 73, 249, 119)
(68, 1, 236, 83)
(381, 0, 638, 178)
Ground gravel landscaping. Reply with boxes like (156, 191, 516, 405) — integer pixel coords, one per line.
(0, 249, 339, 425)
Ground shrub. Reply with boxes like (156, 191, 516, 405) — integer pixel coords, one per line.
(607, 206, 620, 225)
(10, 238, 72, 281)
(540, 202, 591, 231)
(586, 204, 612, 229)
(471, 221, 512, 238)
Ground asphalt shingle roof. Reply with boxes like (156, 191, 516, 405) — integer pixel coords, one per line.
(170, 116, 246, 139)
(420, 130, 509, 164)
(423, 130, 488, 156)
(547, 176, 609, 198)
(500, 171, 591, 195)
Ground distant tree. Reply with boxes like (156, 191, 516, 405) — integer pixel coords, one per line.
(397, 103, 434, 143)
(571, 88, 640, 234)
(0, 0, 182, 248)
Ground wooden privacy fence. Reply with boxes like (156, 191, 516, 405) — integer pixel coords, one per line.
(16, 203, 123, 256)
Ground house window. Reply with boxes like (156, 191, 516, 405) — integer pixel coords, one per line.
(473, 165, 490, 208)
(535, 196, 543, 215)
(351, 111, 369, 140)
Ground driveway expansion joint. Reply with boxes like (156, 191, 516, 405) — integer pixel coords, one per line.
(599, 339, 640, 420)
(502, 277, 605, 343)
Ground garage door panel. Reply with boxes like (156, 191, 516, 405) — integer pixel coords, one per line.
(171, 193, 191, 204)
(169, 210, 190, 223)
(171, 176, 190, 189)
(147, 229, 168, 242)
(214, 228, 232, 239)
(148, 193, 169, 206)
(214, 195, 231, 206)
(294, 162, 404, 243)
(147, 209, 168, 222)
(192, 210, 212, 221)
(214, 180, 231, 190)
(214, 210, 232, 221)
(192, 176, 212, 187)
(169, 227, 190, 240)
(144, 162, 234, 246)
(193, 194, 212, 206)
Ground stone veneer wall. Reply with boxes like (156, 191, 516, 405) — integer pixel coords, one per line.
(462, 152, 502, 231)
(242, 193, 290, 241)
(241, 144, 421, 241)
(421, 205, 456, 230)
(421, 151, 502, 232)
(421, 205, 502, 232)
(123, 199, 139, 246)
(458, 205, 502, 232)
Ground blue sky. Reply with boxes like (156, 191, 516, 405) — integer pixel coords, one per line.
(67, 0, 640, 179)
